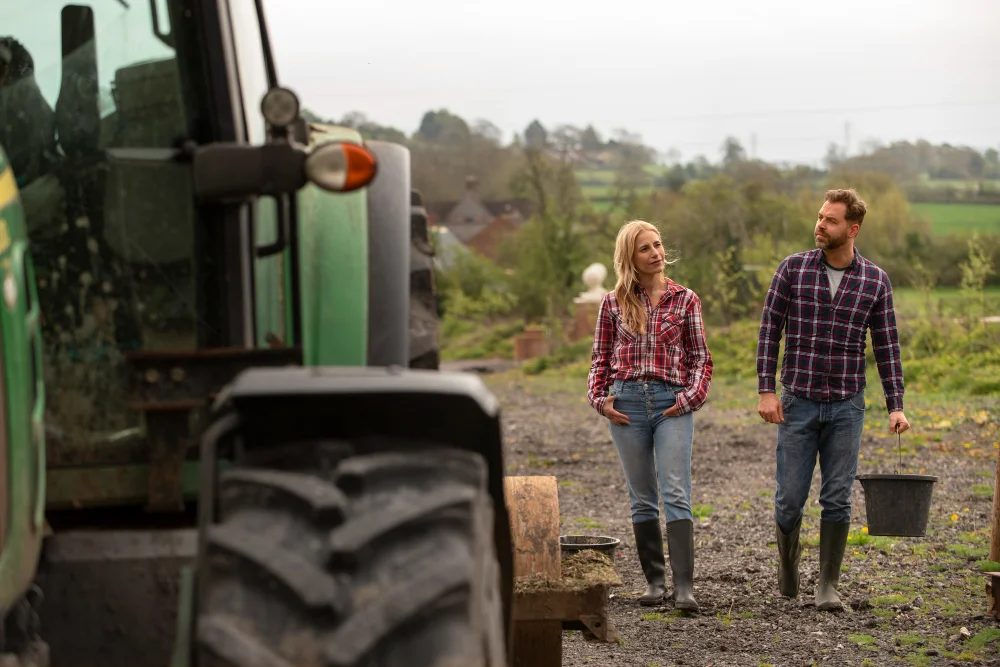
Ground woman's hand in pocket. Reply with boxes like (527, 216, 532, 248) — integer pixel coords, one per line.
(603, 395, 630, 425)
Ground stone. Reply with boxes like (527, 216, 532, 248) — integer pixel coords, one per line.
(573, 262, 608, 304)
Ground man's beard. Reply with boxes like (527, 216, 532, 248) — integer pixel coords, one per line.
(815, 231, 848, 251)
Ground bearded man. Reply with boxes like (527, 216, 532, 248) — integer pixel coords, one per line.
(756, 188, 910, 611)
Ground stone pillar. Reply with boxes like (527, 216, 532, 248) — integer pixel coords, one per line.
(571, 302, 600, 341)
(514, 327, 550, 361)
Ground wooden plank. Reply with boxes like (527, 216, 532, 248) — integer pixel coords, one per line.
(990, 445, 1000, 616)
(504, 476, 561, 580)
(504, 476, 562, 667)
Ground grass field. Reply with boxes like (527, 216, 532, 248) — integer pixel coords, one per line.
(911, 202, 1000, 236)
(893, 286, 1000, 318)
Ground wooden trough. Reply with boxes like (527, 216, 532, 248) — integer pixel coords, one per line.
(503, 475, 621, 667)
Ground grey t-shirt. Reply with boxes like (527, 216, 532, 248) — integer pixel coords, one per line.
(825, 264, 847, 298)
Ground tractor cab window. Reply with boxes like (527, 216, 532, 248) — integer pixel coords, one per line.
(1, 0, 204, 448)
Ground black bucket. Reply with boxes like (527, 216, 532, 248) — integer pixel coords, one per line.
(855, 473, 938, 537)
(559, 535, 620, 562)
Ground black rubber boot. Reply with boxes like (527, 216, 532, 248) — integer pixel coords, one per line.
(775, 519, 802, 598)
(815, 520, 850, 611)
(632, 519, 666, 606)
(666, 519, 698, 612)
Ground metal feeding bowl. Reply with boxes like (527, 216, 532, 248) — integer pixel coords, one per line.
(559, 535, 621, 562)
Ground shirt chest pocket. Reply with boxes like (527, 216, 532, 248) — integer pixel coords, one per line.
(836, 290, 876, 328)
(658, 313, 685, 346)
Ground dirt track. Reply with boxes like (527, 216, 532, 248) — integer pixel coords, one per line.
(476, 366, 1000, 667)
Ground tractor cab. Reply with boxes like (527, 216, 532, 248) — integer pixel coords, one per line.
(2, 0, 374, 511)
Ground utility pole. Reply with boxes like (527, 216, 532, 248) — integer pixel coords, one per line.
(844, 121, 851, 158)
(751, 133, 757, 160)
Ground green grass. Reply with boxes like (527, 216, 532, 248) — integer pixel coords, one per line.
(911, 202, 1000, 236)
(440, 317, 524, 361)
(968, 628, 1000, 651)
(692, 503, 715, 518)
(641, 612, 672, 622)
(848, 633, 878, 648)
(971, 484, 994, 497)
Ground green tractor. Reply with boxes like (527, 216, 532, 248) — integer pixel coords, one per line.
(0, 1, 513, 666)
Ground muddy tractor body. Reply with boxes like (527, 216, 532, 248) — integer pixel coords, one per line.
(0, 1, 620, 665)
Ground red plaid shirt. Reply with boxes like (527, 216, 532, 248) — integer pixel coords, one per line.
(587, 279, 713, 417)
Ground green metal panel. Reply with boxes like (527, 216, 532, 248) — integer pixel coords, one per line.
(297, 125, 369, 367)
(254, 196, 286, 347)
(0, 147, 46, 612)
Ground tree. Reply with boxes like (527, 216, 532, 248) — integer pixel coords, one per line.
(663, 148, 683, 166)
(416, 109, 471, 145)
(472, 119, 503, 145)
(959, 233, 996, 334)
(581, 125, 603, 152)
(551, 125, 583, 158)
(823, 142, 844, 171)
(524, 120, 548, 149)
(721, 136, 747, 167)
(502, 148, 588, 332)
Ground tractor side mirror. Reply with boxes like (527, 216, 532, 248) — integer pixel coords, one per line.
(192, 87, 378, 204)
(192, 140, 377, 204)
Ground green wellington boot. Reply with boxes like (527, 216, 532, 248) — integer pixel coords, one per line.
(632, 519, 666, 606)
(815, 520, 850, 611)
(775, 519, 802, 598)
(666, 519, 698, 612)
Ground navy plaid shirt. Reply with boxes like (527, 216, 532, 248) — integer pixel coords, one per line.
(756, 248, 904, 413)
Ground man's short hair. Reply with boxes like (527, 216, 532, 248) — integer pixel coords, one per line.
(825, 188, 867, 225)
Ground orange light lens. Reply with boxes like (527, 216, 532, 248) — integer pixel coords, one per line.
(342, 143, 377, 191)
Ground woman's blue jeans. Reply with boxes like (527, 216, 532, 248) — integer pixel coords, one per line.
(607, 379, 694, 524)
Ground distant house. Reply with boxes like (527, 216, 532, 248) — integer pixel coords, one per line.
(428, 176, 534, 265)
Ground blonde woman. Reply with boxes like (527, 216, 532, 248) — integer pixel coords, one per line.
(587, 220, 713, 611)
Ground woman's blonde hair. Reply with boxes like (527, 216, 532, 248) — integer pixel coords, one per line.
(613, 219, 675, 335)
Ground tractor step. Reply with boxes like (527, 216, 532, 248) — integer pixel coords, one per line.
(36, 529, 196, 667)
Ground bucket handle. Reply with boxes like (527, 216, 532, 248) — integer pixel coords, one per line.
(894, 430, 901, 474)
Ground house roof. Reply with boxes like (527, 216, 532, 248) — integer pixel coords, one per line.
(426, 177, 537, 244)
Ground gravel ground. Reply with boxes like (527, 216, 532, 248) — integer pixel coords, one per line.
(478, 367, 1000, 667)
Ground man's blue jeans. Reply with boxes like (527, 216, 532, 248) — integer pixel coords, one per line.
(774, 387, 867, 534)
(607, 379, 694, 524)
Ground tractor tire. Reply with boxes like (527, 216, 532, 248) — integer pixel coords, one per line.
(409, 189, 439, 370)
(195, 440, 506, 667)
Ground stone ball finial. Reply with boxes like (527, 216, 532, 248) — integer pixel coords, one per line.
(583, 263, 607, 290)
(574, 263, 608, 304)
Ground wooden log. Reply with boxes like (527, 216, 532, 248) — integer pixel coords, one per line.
(504, 476, 562, 667)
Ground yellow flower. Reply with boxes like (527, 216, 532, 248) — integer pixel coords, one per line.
(951, 514, 959, 521)
(963, 508, 970, 513)
(862, 526, 869, 533)
(963, 442, 971, 449)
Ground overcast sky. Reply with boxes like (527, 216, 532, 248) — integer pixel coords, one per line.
(266, 0, 999, 166)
